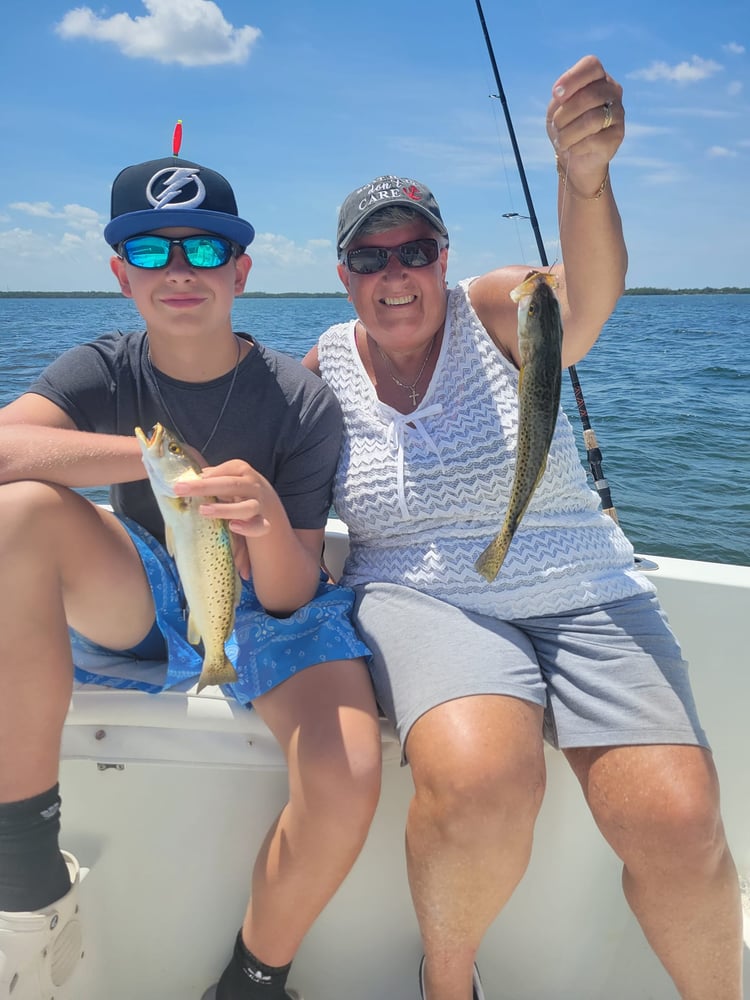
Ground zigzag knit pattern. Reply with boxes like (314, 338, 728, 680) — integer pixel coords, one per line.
(318, 278, 654, 619)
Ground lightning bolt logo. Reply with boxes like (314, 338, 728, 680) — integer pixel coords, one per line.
(146, 167, 206, 210)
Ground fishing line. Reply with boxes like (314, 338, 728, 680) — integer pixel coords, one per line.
(556, 159, 571, 247)
(482, 72, 535, 263)
(473, 0, 619, 523)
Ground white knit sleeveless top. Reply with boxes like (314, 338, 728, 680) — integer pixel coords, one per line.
(318, 278, 653, 618)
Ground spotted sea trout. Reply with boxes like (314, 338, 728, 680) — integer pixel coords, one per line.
(134, 423, 241, 691)
(475, 270, 563, 582)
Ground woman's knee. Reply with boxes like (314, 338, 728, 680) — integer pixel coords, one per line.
(417, 756, 544, 834)
(410, 740, 545, 842)
(407, 697, 546, 829)
(584, 747, 727, 873)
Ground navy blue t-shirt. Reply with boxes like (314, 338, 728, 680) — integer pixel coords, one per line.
(28, 330, 342, 545)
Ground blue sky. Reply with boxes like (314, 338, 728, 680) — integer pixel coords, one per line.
(0, 0, 747, 293)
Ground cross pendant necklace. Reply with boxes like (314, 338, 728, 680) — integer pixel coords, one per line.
(374, 333, 437, 407)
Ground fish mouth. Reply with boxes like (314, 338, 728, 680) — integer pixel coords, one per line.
(134, 422, 164, 450)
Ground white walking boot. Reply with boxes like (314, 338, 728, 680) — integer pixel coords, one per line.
(0, 852, 83, 999)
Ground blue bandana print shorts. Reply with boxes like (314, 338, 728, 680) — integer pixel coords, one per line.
(70, 516, 371, 703)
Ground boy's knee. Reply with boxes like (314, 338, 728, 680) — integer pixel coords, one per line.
(0, 480, 79, 539)
(299, 726, 382, 824)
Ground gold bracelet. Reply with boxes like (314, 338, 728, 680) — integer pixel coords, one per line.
(556, 157, 609, 200)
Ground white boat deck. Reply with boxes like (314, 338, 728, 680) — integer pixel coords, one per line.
(58, 521, 750, 998)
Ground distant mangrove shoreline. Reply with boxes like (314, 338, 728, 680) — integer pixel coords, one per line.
(624, 287, 750, 296)
(0, 287, 748, 299)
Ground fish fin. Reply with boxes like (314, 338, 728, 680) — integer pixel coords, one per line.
(509, 269, 558, 303)
(474, 528, 513, 582)
(538, 271, 558, 291)
(186, 611, 201, 646)
(197, 654, 238, 692)
(164, 523, 176, 559)
(509, 271, 541, 302)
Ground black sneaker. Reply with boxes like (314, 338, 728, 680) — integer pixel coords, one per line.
(418, 956, 485, 1000)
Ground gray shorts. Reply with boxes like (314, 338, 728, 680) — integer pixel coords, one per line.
(353, 583, 708, 760)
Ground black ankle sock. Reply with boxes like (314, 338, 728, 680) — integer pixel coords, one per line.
(0, 784, 71, 911)
(215, 931, 292, 999)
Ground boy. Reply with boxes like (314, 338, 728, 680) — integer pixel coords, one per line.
(0, 151, 381, 1000)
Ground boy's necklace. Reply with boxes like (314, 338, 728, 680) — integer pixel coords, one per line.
(146, 335, 242, 453)
(374, 333, 436, 406)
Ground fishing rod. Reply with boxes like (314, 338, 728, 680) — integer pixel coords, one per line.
(473, 0, 618, 523)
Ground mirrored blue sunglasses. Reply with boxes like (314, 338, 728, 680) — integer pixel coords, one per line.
(117, 234, 240, 269)
(344, 238, 445, 275)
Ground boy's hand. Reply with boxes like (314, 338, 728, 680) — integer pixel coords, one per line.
(173, 459, 276, 533)
(173, 459, 283, 580)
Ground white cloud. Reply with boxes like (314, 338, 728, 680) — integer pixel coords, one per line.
(10, 202, 102, 232)
(659, 106, 736, 119)
(0, 226, 114, 291)
(707, 146, 737, 158)
(641, 170, 684, 185)
(617, 155, 676, 169)
(628, 56, 723, 84)
(0, 227, 40, 257)
(56, 0, 261, 67)
(623, 123, 675, 138)
(9, 202, 58, 218)
(252, 233, 330, 269)
(727, 81, 743, 96)
(722, 42, 745, 55)
(0, 225, 104, 253)
(60, 205, 102, 231)
(61, 233, 85, 249)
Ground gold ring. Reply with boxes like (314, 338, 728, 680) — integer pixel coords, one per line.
(602, 100, 614, 130)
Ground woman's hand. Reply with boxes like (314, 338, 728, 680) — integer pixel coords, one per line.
(546, 55, 624, 197)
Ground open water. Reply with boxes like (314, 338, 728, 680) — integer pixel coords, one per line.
(0, 293, 748, 566)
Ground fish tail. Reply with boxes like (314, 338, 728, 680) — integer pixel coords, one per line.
(474, 526, 514, 582)
(197, 653, 238, 692)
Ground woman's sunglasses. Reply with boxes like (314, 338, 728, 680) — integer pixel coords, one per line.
(344, 238, 446, 275)
(117, 234, 240, 270)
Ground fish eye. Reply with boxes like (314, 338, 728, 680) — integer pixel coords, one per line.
(168, 442, 183, 455)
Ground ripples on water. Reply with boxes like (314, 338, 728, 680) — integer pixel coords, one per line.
(0, 293, 747, 566)
(562, 295, 749, 564)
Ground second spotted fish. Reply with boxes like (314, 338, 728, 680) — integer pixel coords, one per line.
(475, 270, 563, 582)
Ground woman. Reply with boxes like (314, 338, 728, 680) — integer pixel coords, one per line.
(303, 55, 742, 1000)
